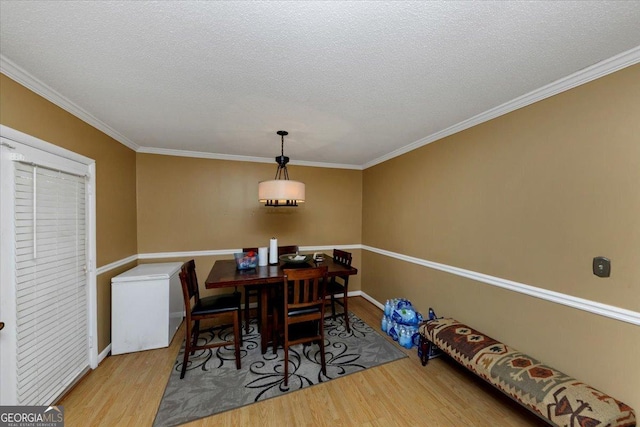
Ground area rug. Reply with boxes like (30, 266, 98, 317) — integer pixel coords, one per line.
(153, 312, 407, 427)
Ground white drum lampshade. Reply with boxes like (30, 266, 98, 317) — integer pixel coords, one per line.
(258, 179, 305, 207)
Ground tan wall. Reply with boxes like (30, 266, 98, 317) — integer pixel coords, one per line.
(135, 153, 363, 292)
(362, 64, 640, 410)
(1, 74, 138, 352)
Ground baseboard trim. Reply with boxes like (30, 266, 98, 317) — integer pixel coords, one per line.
(98, 344, 111, 365)
(356, 291, 384, 311)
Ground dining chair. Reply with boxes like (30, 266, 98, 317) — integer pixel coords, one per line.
(326, 249, 353, 332)
(242, 245, 299, 334)
(272, 265, 328, 386)
(179, 259, 242, 379)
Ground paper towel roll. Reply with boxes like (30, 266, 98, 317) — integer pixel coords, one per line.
(269, 238, 278, 264)
(258, 247, 268, 266)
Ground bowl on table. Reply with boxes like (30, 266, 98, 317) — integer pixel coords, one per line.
(278, 253, 313, 265)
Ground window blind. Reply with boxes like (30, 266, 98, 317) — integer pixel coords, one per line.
(14, 161, 89, 405)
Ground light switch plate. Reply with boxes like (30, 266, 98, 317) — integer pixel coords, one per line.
(593, 256, 611, 278)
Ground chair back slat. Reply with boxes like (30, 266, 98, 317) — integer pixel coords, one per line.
(283, 266, 328, 310)
(333, 249, 352, 266)
(332, 250, 352, 288)
(292, 279, 301, 303)
(310, 278, 317, 301)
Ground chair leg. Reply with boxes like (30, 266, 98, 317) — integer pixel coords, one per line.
(237, 300, 244, 347)
(256, 292, 261, 332)
(233, 311, 241, 370)
(330, 294, 337, 319)
(283, 326, 289, 386)
(343, 291, 350, 333)
(181, 320, 192, 379)
(319, 319, 326, 376)
(272, 306, 279, 355)
(191, 320, 200, 355)
(244, 291, 251, 334)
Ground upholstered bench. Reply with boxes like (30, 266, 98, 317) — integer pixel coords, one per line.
(419, 317, 636, 426)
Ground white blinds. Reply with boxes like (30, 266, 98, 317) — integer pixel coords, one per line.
(14, 162, 89, 405)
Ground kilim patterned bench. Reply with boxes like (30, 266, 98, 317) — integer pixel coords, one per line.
(419, 317, 636, 427)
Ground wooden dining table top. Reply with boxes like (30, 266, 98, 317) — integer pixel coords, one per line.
(205, 253, 358, 289)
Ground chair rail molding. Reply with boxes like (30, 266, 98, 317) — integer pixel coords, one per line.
(362, 245, 640, 327)
(95, 244, 640, 326)
(136, 245, 361, 260)
(97, 245, 362, 275)
(96, 254, 138, 276)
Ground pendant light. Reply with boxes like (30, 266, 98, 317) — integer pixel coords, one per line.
(258, 130, 305, 207)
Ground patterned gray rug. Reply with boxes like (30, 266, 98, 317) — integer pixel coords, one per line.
(153, 312, 407, 427)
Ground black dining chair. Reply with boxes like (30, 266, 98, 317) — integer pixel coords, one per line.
(179, 259, 242, 379)
(242, 245, 299, 334)
(326, 249, 353, 332)
(272, 265, 328, 386)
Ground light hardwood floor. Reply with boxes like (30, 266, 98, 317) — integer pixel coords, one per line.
(59, 297, 546, 426)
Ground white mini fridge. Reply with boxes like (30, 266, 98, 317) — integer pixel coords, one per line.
(111, 262, 184, 355)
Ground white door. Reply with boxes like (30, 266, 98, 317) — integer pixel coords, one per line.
(0, 126, 97, 405)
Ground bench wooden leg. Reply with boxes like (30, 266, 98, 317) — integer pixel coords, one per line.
(419, 335, 431, 366)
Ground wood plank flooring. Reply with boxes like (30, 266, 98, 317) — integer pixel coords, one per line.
(58, 297, 546, 426)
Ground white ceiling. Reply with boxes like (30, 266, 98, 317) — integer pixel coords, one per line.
(1, 1, 640, 169)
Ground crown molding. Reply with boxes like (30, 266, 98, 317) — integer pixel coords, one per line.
(0, 55, 140, 152)
(137, 146, 362, 170)
(4, 44, 638, 170)
(362, 45, 640, 169)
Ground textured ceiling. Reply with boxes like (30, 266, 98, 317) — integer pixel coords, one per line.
(1, 1, 640, 168)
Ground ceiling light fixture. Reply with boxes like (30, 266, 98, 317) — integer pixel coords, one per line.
(258, 130, 305, 207)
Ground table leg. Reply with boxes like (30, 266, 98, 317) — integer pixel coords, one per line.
(260, 286, 269, 354)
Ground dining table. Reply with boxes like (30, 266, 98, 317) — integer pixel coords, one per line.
(205, 253, 358, 354)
